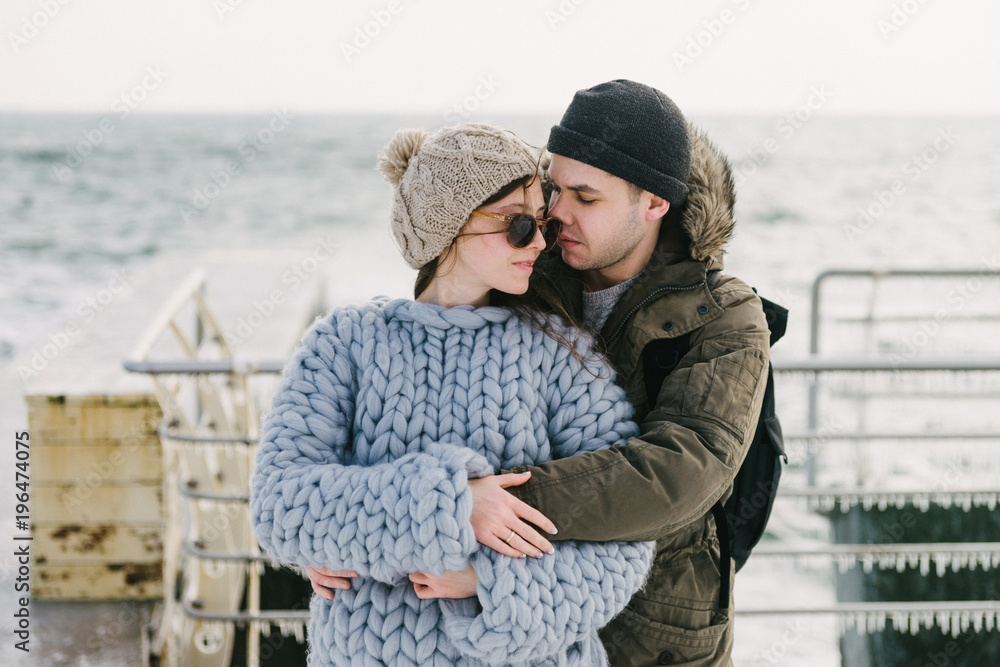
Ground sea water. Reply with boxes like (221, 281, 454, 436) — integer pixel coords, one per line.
(2, 112, 999, 665)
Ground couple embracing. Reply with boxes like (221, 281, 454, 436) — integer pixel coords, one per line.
(250, 80, 770, 666)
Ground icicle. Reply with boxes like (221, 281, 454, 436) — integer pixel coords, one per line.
(932, 554, 944, 577)
(937, 611, 950, 636)
(821, 494, 836, 512)
(956, 551, 970, 573)
(977, 492, 999, 511)
(861, 554, 874, 574)
(950, 612, 962, 638)
(894, 611, 906, 635)
(970, 611, 983, 634)
(919, 553, 931, 576)
(877, 494, 889, 511)
(894, 553, 907, 573)
(959, 612, 970, 635)
(853, 611, 868, 635)
(838, 553, 854, 574)
(295, 619, 306, 643)
(934, 493, 953, 510)
(921, 611, 936, 634)
(913, 494, 931, 512)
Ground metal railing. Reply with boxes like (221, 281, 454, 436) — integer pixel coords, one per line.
(125, 271, 304, 667)
(125, 268, 1000, 653)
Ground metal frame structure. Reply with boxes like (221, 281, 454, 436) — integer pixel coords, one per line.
(125, 271, 305, 667)
(125, 268, 1000, 656)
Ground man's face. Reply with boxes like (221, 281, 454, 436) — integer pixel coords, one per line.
(546, 154, 648, 274)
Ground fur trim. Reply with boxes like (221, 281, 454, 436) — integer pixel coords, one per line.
(681, 125, 736, 262)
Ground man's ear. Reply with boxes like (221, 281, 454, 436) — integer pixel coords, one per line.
(645, 194, 670, 222)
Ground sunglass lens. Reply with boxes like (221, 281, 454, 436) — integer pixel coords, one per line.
(506, 214, 537, 249)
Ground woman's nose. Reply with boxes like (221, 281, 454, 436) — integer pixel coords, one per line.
(527, 224, 547, 251)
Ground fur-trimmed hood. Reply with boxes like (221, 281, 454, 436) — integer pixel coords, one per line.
(677, 125, 736, 263)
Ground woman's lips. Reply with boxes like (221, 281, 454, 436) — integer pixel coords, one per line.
(513, 260, 534, 272)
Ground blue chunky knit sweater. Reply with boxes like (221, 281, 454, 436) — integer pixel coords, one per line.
(250, 298, 654, 666)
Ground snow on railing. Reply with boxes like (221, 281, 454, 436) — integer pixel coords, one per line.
(741, 601, 1000, 637)
(777, 488, 1000, 513)
(752, 542, 1000, 576)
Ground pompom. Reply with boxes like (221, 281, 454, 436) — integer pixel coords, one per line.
(377, 128, 428, 186)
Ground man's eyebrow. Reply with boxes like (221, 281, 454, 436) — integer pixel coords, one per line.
(564, 184, 600, 195)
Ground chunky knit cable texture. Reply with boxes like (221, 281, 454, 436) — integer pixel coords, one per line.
(250, 298, 654, 666)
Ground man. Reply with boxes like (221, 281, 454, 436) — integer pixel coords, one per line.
(472, 80, 771, 666)
(309, 80, 770, 666)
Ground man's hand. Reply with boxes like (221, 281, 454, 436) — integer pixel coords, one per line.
(303, 567, 358, 600)
(409, 565, 478, 599)
(469, 472, 557, 559)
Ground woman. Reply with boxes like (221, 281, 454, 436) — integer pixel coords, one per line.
(250, 123, 653, 666)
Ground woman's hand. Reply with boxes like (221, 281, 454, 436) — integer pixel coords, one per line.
(303, 567, 358, 600)
(469, 472, 557, 559)
(409, 565, 478, 599)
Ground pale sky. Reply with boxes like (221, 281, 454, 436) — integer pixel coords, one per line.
(2, 0, 999, 116)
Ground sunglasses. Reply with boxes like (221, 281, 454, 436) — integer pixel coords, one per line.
(467, 210, 563, 252)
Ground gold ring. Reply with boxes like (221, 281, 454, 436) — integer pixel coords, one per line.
(504, 530, 516, 544)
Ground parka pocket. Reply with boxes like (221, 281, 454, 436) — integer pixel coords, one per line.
(700, 340, 766, 438)
(600, 607, 730, 666)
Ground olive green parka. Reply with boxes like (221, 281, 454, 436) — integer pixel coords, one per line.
(509, 127, 771, 666)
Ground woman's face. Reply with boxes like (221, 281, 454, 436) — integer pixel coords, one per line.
(439, 179, 547, 306)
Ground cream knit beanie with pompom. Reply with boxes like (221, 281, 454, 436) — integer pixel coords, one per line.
(377, 123, 539, 269)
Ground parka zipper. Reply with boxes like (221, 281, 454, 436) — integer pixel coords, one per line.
(604, 280, 706, 347)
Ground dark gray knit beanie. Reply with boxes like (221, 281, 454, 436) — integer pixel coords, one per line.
(548, 80, 691, 205)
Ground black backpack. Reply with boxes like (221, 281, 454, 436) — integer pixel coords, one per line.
(640, 281, 787, 603)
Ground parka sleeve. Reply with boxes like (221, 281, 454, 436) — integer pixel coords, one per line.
(437, 326, 654, 664)
(506, 279, 771, 541)
(249, 309, 490, 583)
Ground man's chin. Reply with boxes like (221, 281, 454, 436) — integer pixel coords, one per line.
(557, 246, 585, 269)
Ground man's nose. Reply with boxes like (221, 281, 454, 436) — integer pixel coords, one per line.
(548, 191, 570, 223)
